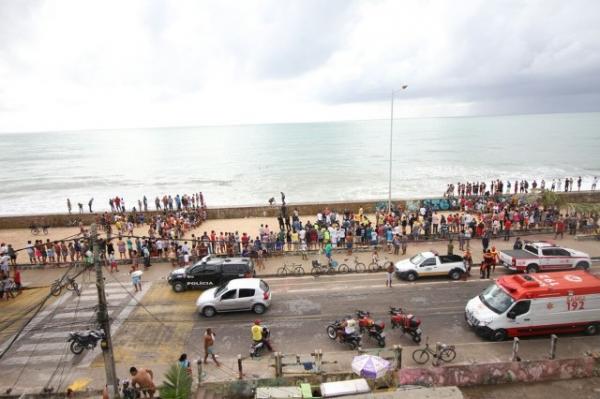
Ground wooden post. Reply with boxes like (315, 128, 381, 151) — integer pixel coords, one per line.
(393, 345, 402, 370)
(433, 342, 441, 367)
(549, 335, 557, 360)
(196, 358, 203, 384)
(274, 352, 283, 378)
(511, 337, 520, 362)
(237, 354, 243, 380)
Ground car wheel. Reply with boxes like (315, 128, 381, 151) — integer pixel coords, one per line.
(584, 324, 599, 335)
(492, 329, 507, 341)
(450, 270, 462, 280)
(526, 264, 539, 274)
(202, 306, 216, 318)
(173, 282, 185, 293)
(576, 262, 590, 271)
(253, 304, 266, 314)
(406, 271, 417, 282)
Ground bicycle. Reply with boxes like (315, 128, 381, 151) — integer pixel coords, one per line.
(50, 276, 81, 297)
(368, 256, 393, 272)
(339, 256, 366, 273)
(411, 337, 456, 365)
(30, 223, 49, 235)
(277, 262, 305, 276)
(310, 259, 350, 276)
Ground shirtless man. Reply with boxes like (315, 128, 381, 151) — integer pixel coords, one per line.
(130, 366, 156, 398)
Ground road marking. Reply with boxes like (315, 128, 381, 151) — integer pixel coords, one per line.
(17, 342, 67, 352)
(53, 310, 113, 319)
(283, 279, 485, 293)
(77, 282, 153, 368)
(0, 292, 74, 355)
(31, 332, 71, 340)
(1, 354, 65, 366)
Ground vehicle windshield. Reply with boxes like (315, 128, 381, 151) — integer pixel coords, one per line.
(214, 283, 228, 297)
(410, 254, 425, 265)
(479, 284, 514, 314)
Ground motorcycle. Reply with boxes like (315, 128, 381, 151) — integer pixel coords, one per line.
(389, 307, 422, 343)
(67, 329, 105, 355)
(250, 327, 272, 358)
(326, 320, 362, 350)
(355, 310, 386, 347)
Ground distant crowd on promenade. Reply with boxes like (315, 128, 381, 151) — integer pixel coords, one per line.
(444, 176, 598, 197)
(65, 192, 207, 215)
(3, 188, 600, 275)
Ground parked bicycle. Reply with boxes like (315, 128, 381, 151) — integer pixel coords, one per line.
(51, 276, 81, 297)
(310, 258, 350, 276)
(277, 262, 305, 276)
(339, 256, 366, 273)
(368, 256, 393, 272)
(411, 337, 456, 365)
(30, 223, 49, 235)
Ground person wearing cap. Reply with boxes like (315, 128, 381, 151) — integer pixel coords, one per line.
(251, 320, 272, 351)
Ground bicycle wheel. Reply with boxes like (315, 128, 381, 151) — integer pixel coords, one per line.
(367, 262, 377, 272)
(440, 347, 456, 362)
(355, 262, 366, 273)
(66, 280, 77, 291)
(277, 267, 288, 276)
(310, 267, 321, 276)
(338, 264, 350, 273)
(43, 227, 49, 235)
(50, 282, 62, 296)
(293, 266, 305, 276)
(412, 349, 430, 365)
(31, 228, 39, 236)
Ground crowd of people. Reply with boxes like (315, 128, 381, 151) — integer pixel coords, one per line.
(67, 192, 207, 214)
(445, 176, 598, 197)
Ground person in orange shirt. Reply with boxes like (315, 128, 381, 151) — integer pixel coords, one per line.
(489, 246, 499, 272)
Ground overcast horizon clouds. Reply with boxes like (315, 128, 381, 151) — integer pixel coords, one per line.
(1, 0, 600, 133)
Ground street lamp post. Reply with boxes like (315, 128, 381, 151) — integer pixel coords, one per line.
(388, 85, 408, 214)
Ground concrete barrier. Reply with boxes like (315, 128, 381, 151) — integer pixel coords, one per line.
(397, 355, 600, 387)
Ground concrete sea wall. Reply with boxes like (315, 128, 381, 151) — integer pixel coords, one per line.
(0, 191, 599, 230)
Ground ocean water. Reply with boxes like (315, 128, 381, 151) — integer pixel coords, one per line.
(0, 112, 599, 216)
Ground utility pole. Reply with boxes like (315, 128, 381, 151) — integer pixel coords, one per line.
(91, 223, 119, 398)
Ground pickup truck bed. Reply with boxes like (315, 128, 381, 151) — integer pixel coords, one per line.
(500, 250, 534, 259)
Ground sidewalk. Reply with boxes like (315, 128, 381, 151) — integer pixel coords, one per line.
(14, 231, 600, 290)
(198, 333, 600, 386)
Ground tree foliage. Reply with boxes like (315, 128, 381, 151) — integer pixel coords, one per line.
(159, 364, 192, 399)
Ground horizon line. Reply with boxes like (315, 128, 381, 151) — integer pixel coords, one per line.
(0, 109, 598, 135)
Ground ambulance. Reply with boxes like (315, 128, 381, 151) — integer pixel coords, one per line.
(465, 271, 600, 341)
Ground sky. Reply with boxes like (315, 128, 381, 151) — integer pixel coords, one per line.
(1, 0, 600, 133)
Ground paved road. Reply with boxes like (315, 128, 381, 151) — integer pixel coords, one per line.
(0, 272, 152, 391)
(2, 267, 600, 392)
(184, 271, 600, 359)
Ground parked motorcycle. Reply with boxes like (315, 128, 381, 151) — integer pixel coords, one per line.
(355, 310, 386, 347)
(250, 327, 272, 358)
(389, 307, 422, 343)
(326, 320, 362, 350)
(67, 329, 105, 355)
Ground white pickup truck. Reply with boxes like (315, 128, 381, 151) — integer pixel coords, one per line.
(499, 241, 591, 274)
(394, 251, 466, 281)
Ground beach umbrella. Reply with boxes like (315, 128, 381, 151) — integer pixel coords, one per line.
(351, 354, 390, 379)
